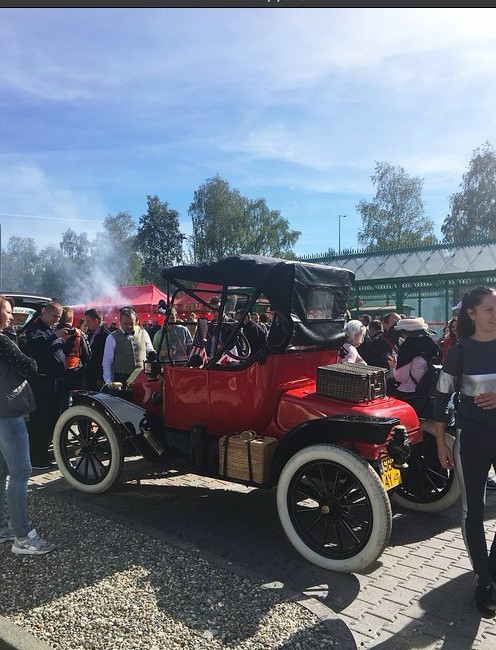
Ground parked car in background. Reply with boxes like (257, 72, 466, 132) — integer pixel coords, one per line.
(2, 291, 52, 331)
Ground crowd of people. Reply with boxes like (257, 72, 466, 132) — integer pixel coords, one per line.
(1, 295, 273, 473)
(2, 284, 496, 611)
(0, 297, 174, 557)
(346, 309, 453, 416)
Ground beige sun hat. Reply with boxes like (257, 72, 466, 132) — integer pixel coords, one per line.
(393, 317, 428, 332)
(394, 317, 435, 335)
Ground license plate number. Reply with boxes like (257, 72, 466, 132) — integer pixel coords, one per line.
(378, 455, 401, 490)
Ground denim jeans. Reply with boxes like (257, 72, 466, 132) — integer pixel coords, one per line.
(0, 415, 32, 537)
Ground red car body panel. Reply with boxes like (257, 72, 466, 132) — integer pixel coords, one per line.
(134, 348, 342, 436)
(132, 345, 420, 458)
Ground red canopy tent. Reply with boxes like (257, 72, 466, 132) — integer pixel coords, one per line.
(71, 284, 169, 327)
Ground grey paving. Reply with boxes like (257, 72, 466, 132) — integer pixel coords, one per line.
(3, 460, 496, 648)
(0, 616, 53, 650)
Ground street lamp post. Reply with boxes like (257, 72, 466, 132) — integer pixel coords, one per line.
(338, 214, 346, 255)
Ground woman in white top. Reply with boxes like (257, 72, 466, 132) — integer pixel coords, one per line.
(339, 319, 367, 364)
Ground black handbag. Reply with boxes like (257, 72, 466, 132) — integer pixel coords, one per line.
(0, 363, 36, 417)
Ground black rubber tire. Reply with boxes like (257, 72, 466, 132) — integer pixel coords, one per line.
(276, 444, 392, 573)
(391, 431, 460, 512)
(53, 405, 124, 494)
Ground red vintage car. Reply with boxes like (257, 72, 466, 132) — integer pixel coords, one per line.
(53, 255, 459, 573)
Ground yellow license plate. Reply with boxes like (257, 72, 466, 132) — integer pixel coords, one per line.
(378, 455, 402, 490)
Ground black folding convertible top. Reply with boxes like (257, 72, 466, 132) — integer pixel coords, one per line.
(161, 255, 355, 350)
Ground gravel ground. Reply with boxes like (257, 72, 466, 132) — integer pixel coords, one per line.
(0, 488, 352, 650)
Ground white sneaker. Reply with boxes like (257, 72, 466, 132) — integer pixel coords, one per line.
(12, 528, 56, 555)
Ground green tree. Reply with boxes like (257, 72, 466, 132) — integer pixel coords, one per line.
(37, 244, 70, 301)
(357, 161, 436, 250)
(60, 228, 90, 261)
(92, 212, 142, 286)
(188, 175, 300, 261)
(136, 195, 184, 287)
(441, 141, 496, 242)
(240, 197, 300, 257)
(1, 236, 40, 292)
(189, 175, 244, 262)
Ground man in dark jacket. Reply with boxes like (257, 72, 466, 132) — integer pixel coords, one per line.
(84, 308, 110, 390)
(360, 312, 401, 369)
(25, 301, 71, 469)
(235, 310, 267, 358)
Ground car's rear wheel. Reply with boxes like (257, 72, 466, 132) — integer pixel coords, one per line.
(277, 444, 392, 573)
(53, 405, 124, 494)
(391, 431, 460, 512)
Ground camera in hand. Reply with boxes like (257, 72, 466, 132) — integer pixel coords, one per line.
(65, 327, 76, 335)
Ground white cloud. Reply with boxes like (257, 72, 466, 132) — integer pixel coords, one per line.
(2, 8, 496, 257)
(0, 161, 104, 247)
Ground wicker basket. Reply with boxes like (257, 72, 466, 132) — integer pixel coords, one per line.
(316, 362, 387, 402)
(219, 431, 278, 484)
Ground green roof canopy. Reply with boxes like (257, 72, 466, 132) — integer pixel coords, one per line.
(301, 238, 496, 326)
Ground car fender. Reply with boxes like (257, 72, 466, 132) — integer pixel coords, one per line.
(270, 414, 401, 482)
(70, 391, 147, 439)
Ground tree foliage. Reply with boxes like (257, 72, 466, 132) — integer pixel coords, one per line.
(37, 245, 70, 300)
(93, 212, 141, 287)
(136, 195, 185, 287)
(1, 237, 40, 292)
(188, 175, 300, 261)
(441, 141, 496, 242)
(357, 161, 436, 250)
(60, 228, 90, 262)
(240, 197, 300, 258)
(188, 175, 245, 262)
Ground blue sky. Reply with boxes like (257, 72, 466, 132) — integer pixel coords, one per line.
(2, 7, 496, 259)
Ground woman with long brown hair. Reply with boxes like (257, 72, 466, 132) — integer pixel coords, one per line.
(0, 294, 55, 555)
(434, 286, 496, 616)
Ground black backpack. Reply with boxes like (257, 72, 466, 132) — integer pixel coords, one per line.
(410, 354, 442, 397)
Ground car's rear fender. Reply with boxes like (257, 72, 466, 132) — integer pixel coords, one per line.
(269, 414, 403, 482)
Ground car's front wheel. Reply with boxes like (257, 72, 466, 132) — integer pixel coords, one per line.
(53, 405, 124, 494)
(276, 444, 392, 573)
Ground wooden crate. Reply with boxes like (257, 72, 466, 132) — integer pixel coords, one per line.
(219, 431, 278, 484)
(316, 362, 387, 402)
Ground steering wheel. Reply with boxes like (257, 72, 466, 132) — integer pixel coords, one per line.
(223, 329, 251, 361)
